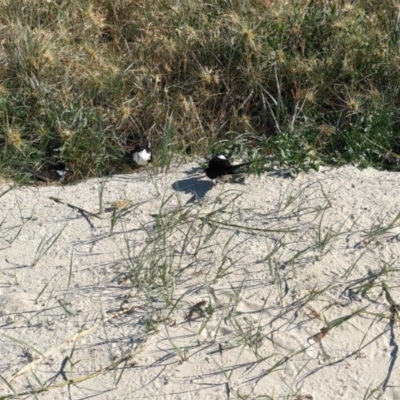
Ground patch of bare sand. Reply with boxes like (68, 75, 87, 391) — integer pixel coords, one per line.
(1, 164, 400, 399)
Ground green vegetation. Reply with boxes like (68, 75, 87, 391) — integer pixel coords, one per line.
(1, 0, 400, 181)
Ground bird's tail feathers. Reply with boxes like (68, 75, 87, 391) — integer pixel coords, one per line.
(232, 161, 253, 169)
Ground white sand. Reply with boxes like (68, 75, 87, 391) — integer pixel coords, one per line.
(1, 163, 400, 399)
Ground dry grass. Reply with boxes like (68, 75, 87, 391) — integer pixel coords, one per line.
(1, 0, 400, 181)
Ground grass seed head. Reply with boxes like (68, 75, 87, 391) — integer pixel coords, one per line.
(6, 125, 24, 149)
(199, 66, 214, 85)
(346, 97, 361, 113)
(0, 85, 9, 95)
(318, 125, 335, 137)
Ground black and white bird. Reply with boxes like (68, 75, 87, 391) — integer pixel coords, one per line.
(205, 154, 252, 181)
(25, 162, 69, 183)
(132, 145, 152, 166)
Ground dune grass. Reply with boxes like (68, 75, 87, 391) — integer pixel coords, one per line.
(1, 0, 400, 182)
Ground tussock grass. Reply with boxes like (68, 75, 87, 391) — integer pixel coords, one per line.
(1, 1, 400, 181)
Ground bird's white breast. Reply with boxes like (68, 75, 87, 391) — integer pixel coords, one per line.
(133, 149, 151, 165)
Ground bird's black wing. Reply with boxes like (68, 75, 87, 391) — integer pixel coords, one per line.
(24, 166, 64, 182)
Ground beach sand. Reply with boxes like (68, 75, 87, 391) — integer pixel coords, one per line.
(1, 163, 399, 399)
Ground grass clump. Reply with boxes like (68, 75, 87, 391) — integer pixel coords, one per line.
(1, 0, 400, 181)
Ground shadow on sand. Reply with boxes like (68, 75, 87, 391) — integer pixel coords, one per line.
(172, 176, 214, 203)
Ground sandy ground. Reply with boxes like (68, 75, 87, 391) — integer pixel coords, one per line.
(1, 163, 400, 399)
